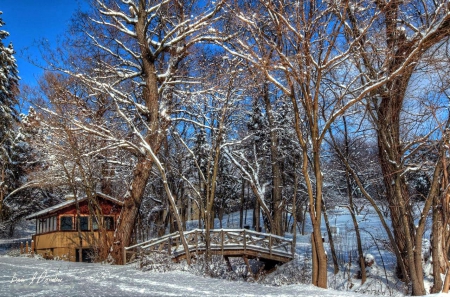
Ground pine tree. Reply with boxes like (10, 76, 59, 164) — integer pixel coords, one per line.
(0, 11, 20, 235)
(0, 12, 19, 128)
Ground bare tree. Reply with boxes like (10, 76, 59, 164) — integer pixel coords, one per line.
(218, 0, 450, 288)
(343, 0, 450, 293)
(40, 0, 226, 264)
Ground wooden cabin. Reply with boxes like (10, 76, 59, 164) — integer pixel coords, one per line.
(26, 193, 123, 262)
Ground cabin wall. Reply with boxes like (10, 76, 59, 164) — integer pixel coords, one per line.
(33, 231, 116, 261)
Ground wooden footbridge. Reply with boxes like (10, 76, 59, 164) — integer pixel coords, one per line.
(124, 229, 294, 268)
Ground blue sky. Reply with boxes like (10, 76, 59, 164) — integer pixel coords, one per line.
(1, 0, 82, 86)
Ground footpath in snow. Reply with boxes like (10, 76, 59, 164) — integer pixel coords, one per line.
(0, 256, 369, 297)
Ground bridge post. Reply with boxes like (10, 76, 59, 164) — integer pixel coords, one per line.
(195, 230, 199, 255)
(269, 235, 272, 256)
(168, 237, 172, 256)
(221, 229, 224, 256)
(243, 256, 253, 277)
(224, 256, 232, 271)
(243, 229, 246, 252)
(291, 239, 295, 258)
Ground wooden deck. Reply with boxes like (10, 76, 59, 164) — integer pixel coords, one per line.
(124, 229, 294, 266)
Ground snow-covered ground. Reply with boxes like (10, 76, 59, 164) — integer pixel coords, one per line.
(0, 256, 379, 297)
(0, 205, 438, 296)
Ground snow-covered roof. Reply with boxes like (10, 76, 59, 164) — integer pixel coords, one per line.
(25, 193, 124, 220)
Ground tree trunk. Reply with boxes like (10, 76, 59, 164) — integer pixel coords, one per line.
(100, 161, 113, 196)
(430, 143, 450, 293)
(343, 117, 365, 283)
(376, 85, 426, 295)
(302, 204, 307, 235)
(309, 148, 328, 288)
(443, 270, 450, 293)
(240, 180, 245, 228)
(262, 83, 283, 236)
(311, 229, 328, 288)
(292, 172, 298, 255)
(0, 168, 4, 222)
(254, 200, 260, 232)
(322, 203, 339, 275)
(110, 157, 153, 264)
(311, 232, 319, 285)
(367, 2, 450, 293)
(110, 1, 168, 264)
(431, 193, 444, 293)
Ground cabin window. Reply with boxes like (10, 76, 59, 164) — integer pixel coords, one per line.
(38, 217, 56, 234)
(92, 218, 99, 231)
(39, 218, 50, 233)
(79, 217, 89, 231)
(104, 216, 114, 230)
(52, 216, 57, 231)
(60, 216, 73, 230)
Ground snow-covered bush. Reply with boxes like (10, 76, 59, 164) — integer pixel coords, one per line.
(139, 252, 181, 273)
(259, 255, 312, 286)
(364, 254, 375, 267)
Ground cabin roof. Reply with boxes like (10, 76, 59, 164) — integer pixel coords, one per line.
(25, 193, 124, 220)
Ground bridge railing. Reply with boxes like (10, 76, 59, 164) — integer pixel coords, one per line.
(124, 229, 294, 265)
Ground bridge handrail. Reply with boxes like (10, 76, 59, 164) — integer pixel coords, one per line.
(126, 229, 293, 249)
(124, 228, 294, 264)
(125, 230, 182, 250)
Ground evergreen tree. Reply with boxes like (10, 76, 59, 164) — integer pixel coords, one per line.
(0, 12, 19, 130)
(0, 11, 20, 235)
